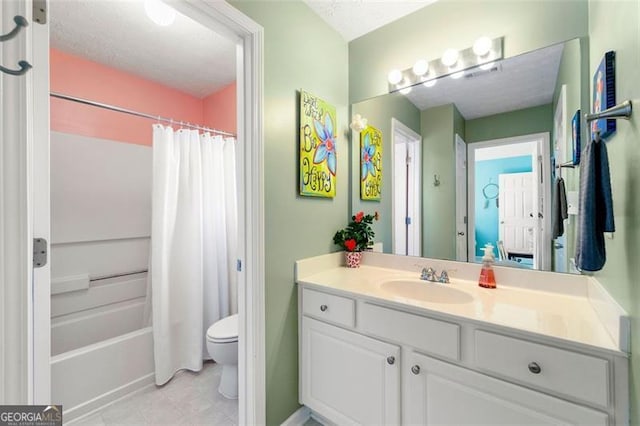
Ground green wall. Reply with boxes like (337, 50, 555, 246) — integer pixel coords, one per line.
(350, 93, 421, 252)
(349, 0, 589, 103)
(465, 104, 553, 143)
(587, 0, 640, 422)
(421, 104, 460, 259)
(228, 2, 349, 424)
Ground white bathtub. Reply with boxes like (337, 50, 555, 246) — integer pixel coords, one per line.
(51, 327, 155, 421)
(50, 274, 155, 421)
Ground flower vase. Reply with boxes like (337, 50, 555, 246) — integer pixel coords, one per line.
(345, 251, 363, 268)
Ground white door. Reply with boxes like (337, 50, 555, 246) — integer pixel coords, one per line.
(455, 135, 468, 261)
(392, 119, 421, 257)
(499, 172, 536, 258)
(0, 0, 50, 403)
(406, 353, 608, 425)
(301, 317, 401, 425)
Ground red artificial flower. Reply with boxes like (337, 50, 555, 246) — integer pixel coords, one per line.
(344, 239, 357, 252)
(354, 212, 364, 223)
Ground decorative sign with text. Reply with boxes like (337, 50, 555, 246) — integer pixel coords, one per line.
(360, 125, 382, 201)
(299, 90, 337, 198)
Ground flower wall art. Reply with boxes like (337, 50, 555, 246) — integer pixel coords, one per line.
(299, 90, 337, 198)
(360, 125, 382, 201)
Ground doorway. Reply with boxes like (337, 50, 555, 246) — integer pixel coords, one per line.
(2, 1, 264, 423)
(391, 119, 421, 256)
(467, 133, 551, 270)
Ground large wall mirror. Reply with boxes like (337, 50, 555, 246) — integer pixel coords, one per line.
(351, 37, 588, 274)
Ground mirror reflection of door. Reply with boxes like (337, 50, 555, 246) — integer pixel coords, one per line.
(455, 134, 468, 261)
(392, 119, 421, 256)
(468, 133, 551, 269)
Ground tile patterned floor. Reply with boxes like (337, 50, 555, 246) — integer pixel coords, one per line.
(72, 362, 238, 425)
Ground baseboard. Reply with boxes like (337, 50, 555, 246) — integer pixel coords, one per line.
(64, 373, 155, 424)
(280, 406, 311, 426)
(309, 411, 336, 426)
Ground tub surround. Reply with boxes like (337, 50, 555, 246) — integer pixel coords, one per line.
(296, 252, 629, 425)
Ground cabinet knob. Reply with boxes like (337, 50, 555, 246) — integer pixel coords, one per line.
(411, 365, 421, 375)
(320, 304, 328, 312)
(387, 356, 395, 365)
(528, 362, 542, 374)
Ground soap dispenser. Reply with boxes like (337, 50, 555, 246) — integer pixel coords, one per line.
(479, 243, 497, 289)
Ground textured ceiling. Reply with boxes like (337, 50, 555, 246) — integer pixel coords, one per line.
(50, 0, 236, 98)
(404, 43, 565, 119)
(304, 0, 439, 41)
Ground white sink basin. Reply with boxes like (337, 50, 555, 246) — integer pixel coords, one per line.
(381, 279, 474, 304)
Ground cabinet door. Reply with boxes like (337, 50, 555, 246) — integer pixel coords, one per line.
(301, 317, 401, 426)
(406, 352, 608, 426)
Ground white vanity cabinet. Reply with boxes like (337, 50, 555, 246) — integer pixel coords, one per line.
(299, 285, 628, 425)
(406, 353, 608, 425)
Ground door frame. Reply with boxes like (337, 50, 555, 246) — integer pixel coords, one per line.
(467, 133, 551, 269)
(391, 118, 421, 256)
(454, 134, 468, 261)
(2, 1, 266, 424)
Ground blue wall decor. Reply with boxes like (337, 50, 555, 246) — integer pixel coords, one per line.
(591, 51, 616, 140)
(572, 110, 581, 165)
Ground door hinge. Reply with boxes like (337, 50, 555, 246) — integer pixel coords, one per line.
(405, 217, 412, 225)
(236, 259, 242, 272)
(464, 215, 468, 224)
(33, 0, 47, 24)
(33, 238, 47, 268)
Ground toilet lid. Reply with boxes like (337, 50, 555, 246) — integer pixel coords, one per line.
(206, 314, 238, 343)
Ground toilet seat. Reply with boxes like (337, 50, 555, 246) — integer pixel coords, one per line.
(206, 314, 238, 343)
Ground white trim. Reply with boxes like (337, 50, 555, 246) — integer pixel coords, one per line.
(467, 133, 551, 269)
(1, 0, 34, 403)
(391, 118, 421, 256)
(280, 406, 311, 426)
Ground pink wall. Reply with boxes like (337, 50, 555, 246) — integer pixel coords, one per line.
(203, 82, 237, 135)
(51, 48, 236, 146)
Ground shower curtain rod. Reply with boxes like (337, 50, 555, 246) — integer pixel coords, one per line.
(50, 92, 236, 137)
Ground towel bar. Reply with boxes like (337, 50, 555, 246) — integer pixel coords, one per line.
(585, 100, 632, 122)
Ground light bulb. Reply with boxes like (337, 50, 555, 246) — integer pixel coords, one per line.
(441, 49, 459, 67)
(451, 70, 465, 79)
(399, 86, 412, 95)
(423, 79, 437, 88)
(412, 59, 429, 76)
(473, 36, 492, 57)
(479, 62, 495, 71)
(145, 0, 176, 26)
(388, 69, 403, 85)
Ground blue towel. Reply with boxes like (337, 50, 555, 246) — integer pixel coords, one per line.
(575, 139, 615, 272)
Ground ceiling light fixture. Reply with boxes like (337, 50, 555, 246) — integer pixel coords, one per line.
(386, 36, 503, 94)
(145, 0, 177, 27)
(473, 36, 493, 57)
(412, 59, 429, 76)
(441, 49, 459, 67)
(388, 69, 403, 85)
(399, 86, 412, 95)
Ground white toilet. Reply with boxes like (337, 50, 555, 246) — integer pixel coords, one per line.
(206, 314, 239, 399)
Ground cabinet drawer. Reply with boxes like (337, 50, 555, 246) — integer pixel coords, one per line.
(302, 288, 355, 328)
(359, 303, 460, 361)
(475, 330, 610, 407)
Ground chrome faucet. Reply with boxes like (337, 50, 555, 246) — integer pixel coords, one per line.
(420, 267, 450, 284)
(420, 267, 437, 282)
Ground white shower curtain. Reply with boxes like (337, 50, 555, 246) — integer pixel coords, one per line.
(150, 125, 237, 385)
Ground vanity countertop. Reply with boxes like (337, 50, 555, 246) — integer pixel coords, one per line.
(296, 252, 629, 356)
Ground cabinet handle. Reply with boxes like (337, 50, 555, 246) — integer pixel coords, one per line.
(411, 365, 421, 375)
(320, 304, 328, 312)
(387, 356, 395, 365)
(528, 362, 542, 374)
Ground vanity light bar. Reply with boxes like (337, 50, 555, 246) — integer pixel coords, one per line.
(388, 36, 504, 94)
